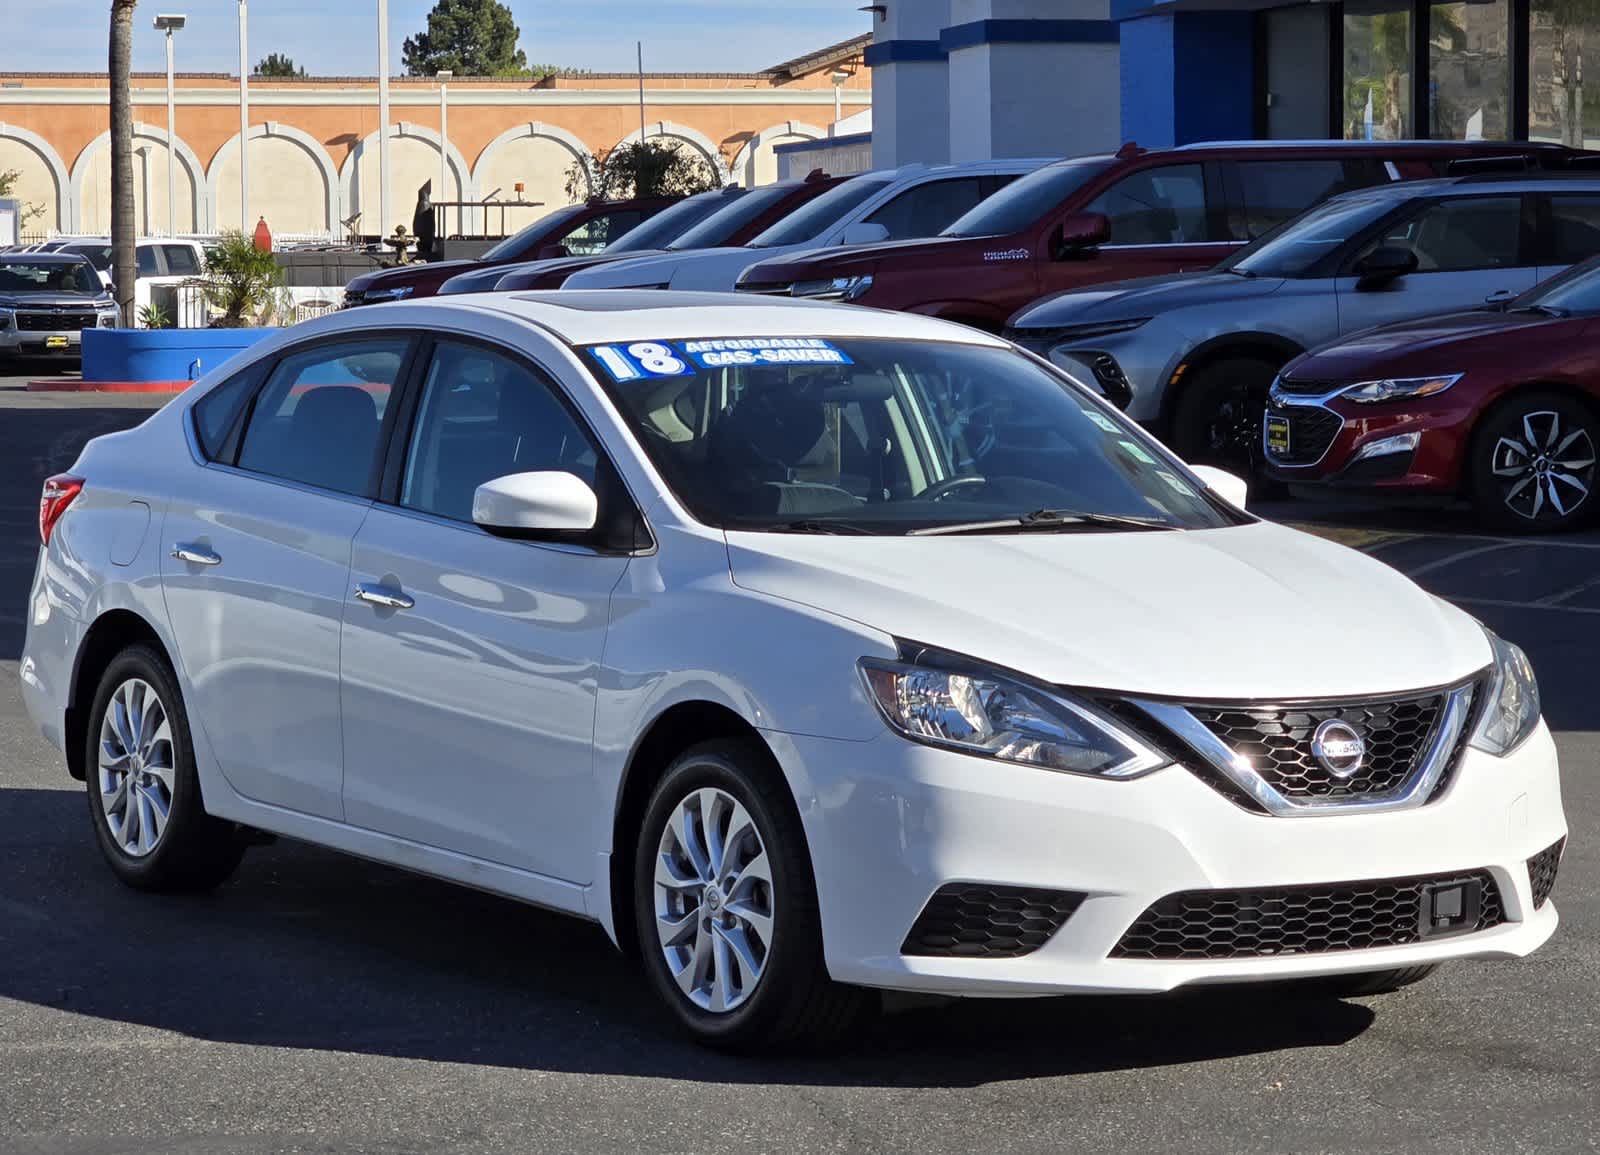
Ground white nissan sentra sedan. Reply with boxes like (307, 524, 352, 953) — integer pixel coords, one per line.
(19, 292, 1566, 1049)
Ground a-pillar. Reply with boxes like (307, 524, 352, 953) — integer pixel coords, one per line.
(865, 0, 952, 168)
(945, 0, 1122, 162)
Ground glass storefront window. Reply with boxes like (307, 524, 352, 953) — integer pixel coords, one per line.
(1530, 0, 1600, 146)
(1345, 0, 1414, 139)
(1430, 0, 1510, 139)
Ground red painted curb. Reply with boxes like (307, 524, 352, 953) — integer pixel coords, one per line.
(27, 380, 188, 393)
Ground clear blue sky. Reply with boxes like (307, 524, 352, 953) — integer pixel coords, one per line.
(11, 1, 868, 75)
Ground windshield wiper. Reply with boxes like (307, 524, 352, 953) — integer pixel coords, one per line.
(763, 519, 877, 535)
(908, 509, 1178, 537)
(1508, 303, 1566, 317)
(1224, 266, 1257, 279)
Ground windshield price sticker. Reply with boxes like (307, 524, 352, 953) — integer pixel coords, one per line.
(592, 338, 853, 381)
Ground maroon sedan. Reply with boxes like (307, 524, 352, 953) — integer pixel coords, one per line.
(1265, 257, 1600, 532)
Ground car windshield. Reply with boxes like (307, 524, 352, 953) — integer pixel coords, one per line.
(669, 184, 804, 250)
(605, 193, 732, 253)
(941, 159, 1113, 238)
(746, 176, 891, 248)
(1218, 194, 1399, 278)
(481, 205, 588, 261)
(581, 337, 1237, 534)
(1513, 252, 1600, 314)
(0, 260, 104, 294)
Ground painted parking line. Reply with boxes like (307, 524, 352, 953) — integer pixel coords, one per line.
(1400, 540, 1521, 578)
(1450, 595, 1600, 616)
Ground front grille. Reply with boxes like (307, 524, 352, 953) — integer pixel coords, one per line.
(1189, 689, 1455, 801)
(1266, 403, 1343, 465)
(733, 282, 792, 296)
(1273, 377, 1340, 397)
(902, 883, 1085, 958)
(1112, 870, 1506, 960)
(15, 311, 95, 332)
(1528, 838, 1565, 909)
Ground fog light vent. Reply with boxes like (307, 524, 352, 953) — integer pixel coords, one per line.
(901, 883, 1085, 958)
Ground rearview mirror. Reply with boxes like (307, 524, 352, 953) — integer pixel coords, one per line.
(1054, 212, 1111, 259)
(1188, 464, 1249, 510)
(840, 221, 891, 246)
(1353, 245, 1418, 290)
(472, 471, 598, 534)
(536, 243, 572, 261)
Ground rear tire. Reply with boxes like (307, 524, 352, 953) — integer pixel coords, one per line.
(1170, 356, 1282, 477)
(1291, 964, 1439, 998)
(633, 738, 872, 1051)
(1468, 390, 1599, 533)
(83, 644, 246, 892)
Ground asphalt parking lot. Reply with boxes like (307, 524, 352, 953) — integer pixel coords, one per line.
(0, 378, 1595, 1155)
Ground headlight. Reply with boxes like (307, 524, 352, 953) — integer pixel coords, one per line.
(361, 286, 414, 304)
(0, 307, 12, 330)
(789, 274, 874, 302)
(859, 657, 1169, 777)
(98, 311, 118, 328)
(1469, 628, 1541, 756)
(1340, 373, 1462, 404)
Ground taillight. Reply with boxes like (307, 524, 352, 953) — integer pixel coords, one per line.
(39, 474, 84, 546)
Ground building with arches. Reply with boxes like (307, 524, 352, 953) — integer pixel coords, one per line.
(0, 34, 869, 239)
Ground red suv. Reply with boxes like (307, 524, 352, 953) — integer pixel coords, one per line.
(342, 195, 677, 307)
(1266, 253, 1600, 533)
(734, 141, 1589, 329)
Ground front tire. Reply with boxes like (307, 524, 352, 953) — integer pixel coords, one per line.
(1468, 391, 1599, 533)
(633, 738, 870, 1050)
(84, 644, 245, 892)
(1170, 356, 1282, 476)
(1291, 964, 1439, 998)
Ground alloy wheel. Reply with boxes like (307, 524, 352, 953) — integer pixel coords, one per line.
(652, 786, 775, 1014)
(97, 677, 175, 857)
(1490, 410, 1596, 522)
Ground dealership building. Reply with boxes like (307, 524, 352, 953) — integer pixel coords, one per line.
(866, 0, 1594, 165)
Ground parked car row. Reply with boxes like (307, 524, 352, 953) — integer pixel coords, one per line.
(342, 137, 1600, 530)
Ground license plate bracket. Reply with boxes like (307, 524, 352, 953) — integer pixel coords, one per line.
(1418, 877, 1483, 939)
(44, 335, 70, 350)
(1265, 414, 1291, 457)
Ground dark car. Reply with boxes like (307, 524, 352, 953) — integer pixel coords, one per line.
(1265, 254, 1600, 532)
(342, 195, 678, 307)
(468, 171, 847, 294)
(0, 254, 118, 362)
(734, 140, 1591, 331)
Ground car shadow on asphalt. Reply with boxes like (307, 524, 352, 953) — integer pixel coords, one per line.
(0, 786, 1375, 1085)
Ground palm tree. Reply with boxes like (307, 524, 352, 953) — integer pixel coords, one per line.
(110, 0, 138, 326)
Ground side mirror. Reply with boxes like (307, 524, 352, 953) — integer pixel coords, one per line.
(536, 243, 572, 261)
(1188, 464, 1249, 510)
(1352, 245, 1418, 290)
(1053, 212, 1111, 259)
(840, 221, 891, 246)
(472, 471, 598, 535)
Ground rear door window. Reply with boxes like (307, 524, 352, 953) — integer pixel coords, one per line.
(1229, 160, 1371, 240)
(559, 210, 648, 255)
(235, 338, 409, 497)
(1083, 164, 1210, 245)
(1543, 195, 1600, 263)
(865, 177, 990, 240)
(161, 244, 201, 276)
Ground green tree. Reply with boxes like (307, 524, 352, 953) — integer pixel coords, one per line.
(0, 169, 44, 226)
(110, 0, 138, 326)
(567, 140, 721, 202)
(255, 53, 306, 78)
(192, 230, 287, 328)
(402, 0, 527, 76)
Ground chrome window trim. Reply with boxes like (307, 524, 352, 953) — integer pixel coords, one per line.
(1131, 681, 1477, 817)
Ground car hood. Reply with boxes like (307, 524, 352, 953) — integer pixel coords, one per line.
(565, 246, 755, 290)
(1009, 272, 1285, 329)
(726, 521, 1488, 700)
(1286, 309, 1560, 380)
(0, 293, 107, 309)
(739, 236, 975, 284)
(347, 259, 478, 292)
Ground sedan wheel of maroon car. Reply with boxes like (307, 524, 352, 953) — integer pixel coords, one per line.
(1470, 392, 1599, 533)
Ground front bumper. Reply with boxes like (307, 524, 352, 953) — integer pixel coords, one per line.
(0, 328, 85, 356)
(775, 724, 1564, 996)
(1263, 391, 1475, 494)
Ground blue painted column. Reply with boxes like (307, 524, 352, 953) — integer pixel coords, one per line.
(1119, 9, 1255, 147)
(866, 0, 953, 168)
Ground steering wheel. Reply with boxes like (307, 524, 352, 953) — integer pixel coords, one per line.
(923, 475, 988, 502)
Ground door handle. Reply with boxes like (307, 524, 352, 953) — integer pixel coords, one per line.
(1485, 289, 1516, 306)
(354, 582, 414, 610)
(171, 543, 222, 566)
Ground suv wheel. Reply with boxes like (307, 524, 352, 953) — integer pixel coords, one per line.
(1469, 391, 1599, 533)
(633, 738, 870, 1050)
(1171, 356, 1281, 475)
(85, 644, 246, 892)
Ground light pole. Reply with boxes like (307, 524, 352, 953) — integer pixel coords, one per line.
(154, 14, 187, 236)
(378, 0, 391, 240)
(437, 69, 453, 237)
(238, 0, 249, 231)
(829, 69, 850, 129)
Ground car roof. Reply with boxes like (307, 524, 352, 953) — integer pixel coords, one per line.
(1329, 174, 1600, 202)
(350, 291, 1012, 348)
(1170, 138, 1573, 152)
(0, 252, 95, 264)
